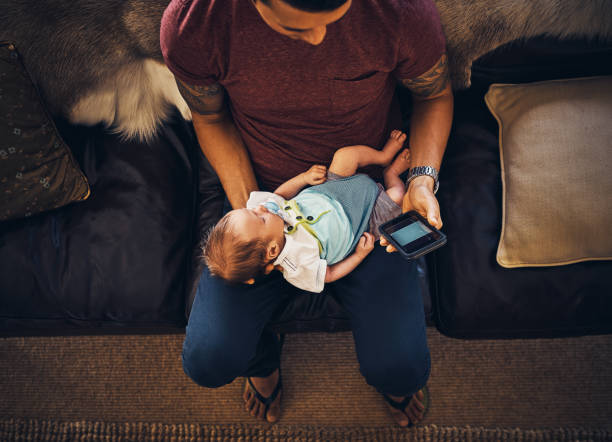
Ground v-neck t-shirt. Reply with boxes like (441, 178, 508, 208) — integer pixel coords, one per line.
(161, 0, 446, 190)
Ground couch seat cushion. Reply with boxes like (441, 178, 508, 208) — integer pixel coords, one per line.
(0, 114, 197, 335)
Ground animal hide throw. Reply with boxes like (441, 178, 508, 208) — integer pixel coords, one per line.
(1, 0, 611, 140)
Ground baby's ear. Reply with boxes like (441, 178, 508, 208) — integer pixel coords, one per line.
(267, 241, 281, 260)
(244, 278, 255, 285)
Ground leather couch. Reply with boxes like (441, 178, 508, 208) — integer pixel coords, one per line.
(1, 37, 611, 339)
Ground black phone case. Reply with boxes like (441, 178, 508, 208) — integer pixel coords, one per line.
(378, 211, 447, 260)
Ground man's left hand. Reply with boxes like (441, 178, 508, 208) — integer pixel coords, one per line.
(380, 175, 442, 253)
(402, 175, 442, 228)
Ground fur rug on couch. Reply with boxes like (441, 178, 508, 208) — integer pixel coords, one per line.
(2, 0, 611, 141)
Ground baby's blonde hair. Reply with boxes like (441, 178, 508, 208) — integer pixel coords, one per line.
(203, 211, 269, 284)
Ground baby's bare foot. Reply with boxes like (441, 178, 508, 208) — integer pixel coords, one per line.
(379, 130, 407, 166)
(384, 148, 411, 206)
(386, 148, 411, 176)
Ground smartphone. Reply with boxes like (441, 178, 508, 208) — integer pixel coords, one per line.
(378, 211, 447, 259)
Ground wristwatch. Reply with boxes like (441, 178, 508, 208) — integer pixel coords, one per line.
(406, 166, 439, 194)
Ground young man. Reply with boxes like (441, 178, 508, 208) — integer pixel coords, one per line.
(161, 0, 453, 426)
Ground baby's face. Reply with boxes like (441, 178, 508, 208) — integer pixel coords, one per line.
(230, 205, 285, 244)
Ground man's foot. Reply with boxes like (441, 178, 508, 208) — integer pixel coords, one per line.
(379, 130, 408, 166)
(243, 369, 282, 423)
(384, 148, 411, 205)
(383, 386, 429, 427)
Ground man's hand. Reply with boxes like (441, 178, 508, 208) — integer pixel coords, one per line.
(302, 165, 327, 186)
(403, 176, 442, 229)
(380, 176, 442, 253)
(264, 263, 283, 275)
(355, 232, 375, 258)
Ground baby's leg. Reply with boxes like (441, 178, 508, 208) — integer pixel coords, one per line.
(329, 130, 407, 177)
(383, 148, 411, 206)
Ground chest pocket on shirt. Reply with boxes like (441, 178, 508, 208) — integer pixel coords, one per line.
(329, 71, 391, 112)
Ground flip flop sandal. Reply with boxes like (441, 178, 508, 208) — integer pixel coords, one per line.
(244, 333, 285, 422)
(244, 372, 282, 422)
(383, 385, 430, 427)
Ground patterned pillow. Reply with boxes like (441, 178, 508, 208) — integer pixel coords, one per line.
(0, 42, 89, 221)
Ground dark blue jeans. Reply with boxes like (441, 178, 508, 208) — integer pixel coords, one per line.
(182, 242, 430, 397)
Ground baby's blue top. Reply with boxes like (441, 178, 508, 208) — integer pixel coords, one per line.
(296, 174, 380, 264)
(250, 174, 380, 266)
(293, 190, 354, 265)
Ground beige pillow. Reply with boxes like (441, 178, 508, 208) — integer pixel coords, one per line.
(485, 76, 612, 268)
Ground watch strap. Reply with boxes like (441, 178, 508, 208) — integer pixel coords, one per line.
(406, 166, 439, 194)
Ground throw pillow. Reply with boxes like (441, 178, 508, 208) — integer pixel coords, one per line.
(485, 76, 612, 268)
(0, 42, 90, 221)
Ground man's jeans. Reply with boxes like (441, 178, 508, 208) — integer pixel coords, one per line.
(182, 243, 430, 397)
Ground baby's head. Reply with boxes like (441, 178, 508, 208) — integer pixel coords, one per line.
(203, 206, 286, 284)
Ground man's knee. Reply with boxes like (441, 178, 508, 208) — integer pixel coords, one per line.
(360, 346, 431, 396)
(182, 339, 248, 388)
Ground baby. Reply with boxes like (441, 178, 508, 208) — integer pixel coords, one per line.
(204, 130, 411, 293)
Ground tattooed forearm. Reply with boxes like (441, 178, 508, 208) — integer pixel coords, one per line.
(176, 79, 225, 115)
(401, 54, 450, 98)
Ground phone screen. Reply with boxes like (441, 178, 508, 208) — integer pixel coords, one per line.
(390, 221, 432, 246)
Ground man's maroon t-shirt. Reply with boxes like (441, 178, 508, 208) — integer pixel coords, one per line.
(161, 0, 445, 190)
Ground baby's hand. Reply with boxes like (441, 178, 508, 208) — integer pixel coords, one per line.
(355, 232, 375, 258)
(303, 165, 327, 185)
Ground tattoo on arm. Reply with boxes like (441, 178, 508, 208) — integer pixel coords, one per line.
(175, 79, 225, 115)
(400, 54, 450, 98)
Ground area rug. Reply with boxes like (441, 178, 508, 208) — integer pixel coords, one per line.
(2, 419, 611, 442)
(1, 330, 612, 441)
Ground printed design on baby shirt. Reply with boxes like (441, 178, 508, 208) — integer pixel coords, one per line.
(283, 199, 330, 255)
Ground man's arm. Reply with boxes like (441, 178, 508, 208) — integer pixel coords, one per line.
(399, 53, 453, 228)
(176, 79, 258, 209)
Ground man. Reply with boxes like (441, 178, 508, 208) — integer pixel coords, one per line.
(161, 0, 453, 426)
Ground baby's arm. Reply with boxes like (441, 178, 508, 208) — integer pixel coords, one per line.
(324, 232, 375, 283)
(274, 165, 327, 199)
